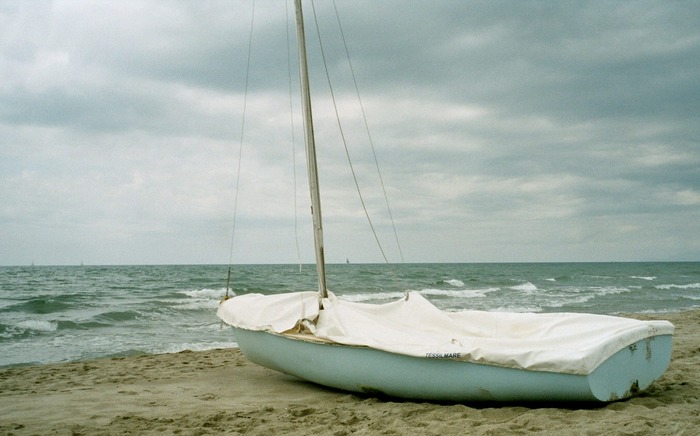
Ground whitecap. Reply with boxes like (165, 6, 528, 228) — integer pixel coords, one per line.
(545, 294, 596, 308)
(175, 300, 221, 311)
(338, 287, 495, 303)
(510, 282, 538, 293)
(17, 320, 58, 332)
(655, 283, 700, 290)
(631, 276, 656, 281)
(445, 279, 465, 287)
(593, 286, 632, 296)
(183, 288, 228, 299)
(338, 291, 407, 303)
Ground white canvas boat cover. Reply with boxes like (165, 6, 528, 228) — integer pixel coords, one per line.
(217, 291, 674, 375)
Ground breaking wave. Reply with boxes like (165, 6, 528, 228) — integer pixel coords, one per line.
(16, 319, 58, 332)
(510, 282, 538, 293)
(338, 288, 496, 303)
(656, 283, 700, 290)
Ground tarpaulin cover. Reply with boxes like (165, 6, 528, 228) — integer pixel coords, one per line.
(217, 291, 674, 375)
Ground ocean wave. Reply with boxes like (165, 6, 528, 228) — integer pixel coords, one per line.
(545, 286, 631, 307)
(16, 319, 58, 332)
(543, 294, 597, 308)
(420, 288, 494, 298)
(631, 276, 656, 281)
(655, 283, 700, 290)
(536, 286, 632, 311)
(440, 279, 465, 287)
(338, 291, 407, 302)
(510, 282, 538, 293)
(182, 288, 228, 299)
(56, 320, 111, 330)
(175, 300, 221, 311)
(174, 288, 231, 311)
(1, 319, 63, 341)
(11, 298, 72, 314)
(93, 310, 142, 322)
(593, 286, 633, 296)
(338, 288, 495, 303)
(161, 341, 238, 354)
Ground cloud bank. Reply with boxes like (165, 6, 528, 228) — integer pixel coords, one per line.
(1, 0, 698, 265)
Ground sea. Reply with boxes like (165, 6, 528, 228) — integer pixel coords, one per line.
(1, 262, 698, 368)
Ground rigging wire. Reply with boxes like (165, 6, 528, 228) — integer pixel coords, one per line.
(226, 0, 256, 298)
(309, 0, 389, 263)
(309, 0, 391, 263)
(286, 1, 303, 273)
(330, 0, 405, 263)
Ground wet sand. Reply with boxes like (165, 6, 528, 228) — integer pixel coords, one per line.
(1, 310, 698, 435)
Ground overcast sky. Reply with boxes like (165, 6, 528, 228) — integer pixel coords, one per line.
(1, 0, 699, 266)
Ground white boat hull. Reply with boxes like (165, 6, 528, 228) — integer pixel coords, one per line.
(231, 327, 672, 402)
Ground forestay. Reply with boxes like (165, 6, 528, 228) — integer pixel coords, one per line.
(217, 292, 674, 375)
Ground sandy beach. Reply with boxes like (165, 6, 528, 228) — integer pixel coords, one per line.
(1, 310, 698, 435)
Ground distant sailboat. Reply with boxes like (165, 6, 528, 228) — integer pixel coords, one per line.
(218, 0, 673, 401)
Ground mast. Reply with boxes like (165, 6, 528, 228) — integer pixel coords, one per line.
(294, 0, 328, 300)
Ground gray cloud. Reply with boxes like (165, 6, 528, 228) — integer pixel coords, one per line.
(1, 0, 698, 265)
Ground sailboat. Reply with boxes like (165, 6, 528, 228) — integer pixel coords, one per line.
(218, 0, 674, 402)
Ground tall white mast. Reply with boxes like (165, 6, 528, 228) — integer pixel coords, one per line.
(294, 0, 328, 300)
